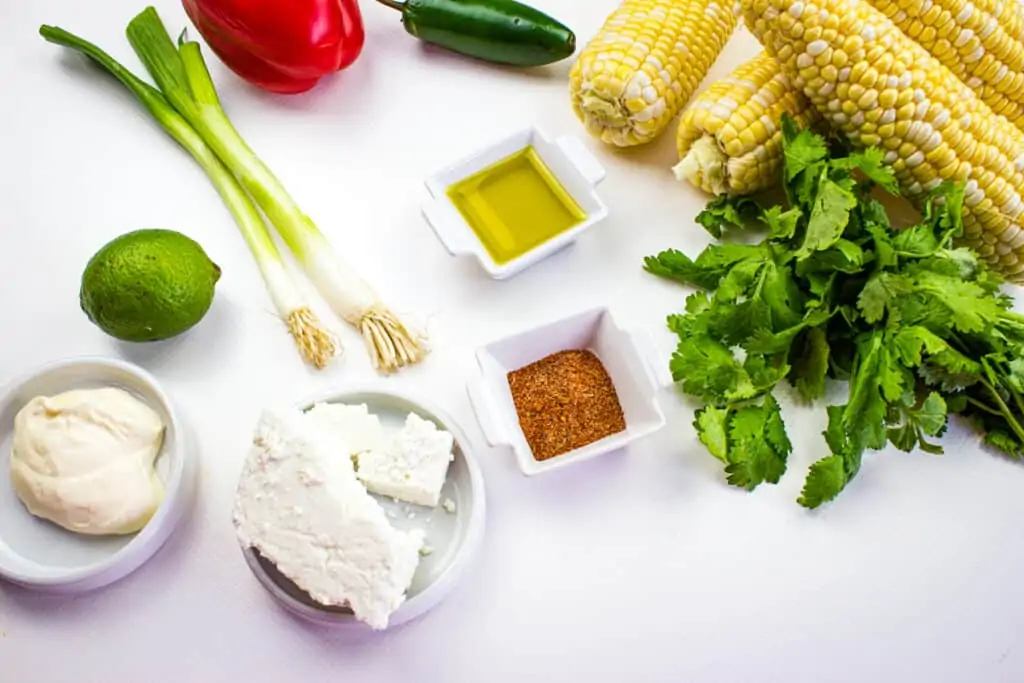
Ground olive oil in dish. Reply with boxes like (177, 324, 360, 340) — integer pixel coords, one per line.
(446, 146, 587, 264)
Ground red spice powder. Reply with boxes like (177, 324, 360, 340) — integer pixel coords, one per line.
(507, 349, 626, 461)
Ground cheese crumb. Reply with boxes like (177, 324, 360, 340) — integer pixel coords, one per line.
(303, 402, 386, 457)
(442, 498, 456, 514)
(233, 408, 423, 630)
(357, 413, 455, 508)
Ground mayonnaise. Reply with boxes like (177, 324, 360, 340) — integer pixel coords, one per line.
(9, 387, 166, 536)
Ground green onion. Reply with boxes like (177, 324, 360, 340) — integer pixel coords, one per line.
(126, 7, 428, 373)
(39, 25, 338, 369)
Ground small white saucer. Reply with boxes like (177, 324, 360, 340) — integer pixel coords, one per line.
(239, 386, 486, 629)
(0, 357, 196, 593)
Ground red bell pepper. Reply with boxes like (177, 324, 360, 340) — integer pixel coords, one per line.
(182, 0, 365, 94)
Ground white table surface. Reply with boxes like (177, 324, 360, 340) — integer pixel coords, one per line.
(3, 0, 1024, 681)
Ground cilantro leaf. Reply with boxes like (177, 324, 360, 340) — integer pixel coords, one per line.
(796, 239, 866, 275)
(867, 223, 898, 268)
(887, 392, 948, 454)
(793, 326, 830, 401)
(670, 336, 756, 404)
(833, 146, 899, 194)
(984, 429, 1024, 458)
(643, 249, 700, 284)
(723, 394, 792, 490)
(897, 270, 1005, 335)
(798, 455, 848, 509)
(915, 392, 948, 437)
(795, 175, 858, 259)
(859, 197, 891, 230)
(891, 326, 947, 365)
(887, 421, 919, 452)
(892, 223, 941, 257)
(694, 406, 729, 462)
(923, 180, 966, 238)
(644, 245, 768, 291)
(763, 205, 802, 241)
(696, 195, 762, 238)
(857, 272, 912, 324)
(781, 113, 828, 183)
(1006, 357, 1024, 394)
(759, 261, 806, 330)
(714, 258, 764, 303)
(891, 326, 982, 390)
(878, 347, 910, 403)
(743, 354, 791, 392)
(843, 333, 890, 452)
(744, 307, 832, 355)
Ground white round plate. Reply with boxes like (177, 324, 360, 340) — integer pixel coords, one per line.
(0, 357, 196, 593)
(241, 386, 486, 629)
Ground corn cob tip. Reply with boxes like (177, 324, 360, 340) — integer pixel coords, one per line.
(673, 136, 729, 195)
(568, 0, 740, 148)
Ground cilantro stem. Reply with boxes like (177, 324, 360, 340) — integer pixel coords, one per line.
(980, 359, 1024, 444)
(1007, 383, 1024, 419)
(966, 397, 1002, 417)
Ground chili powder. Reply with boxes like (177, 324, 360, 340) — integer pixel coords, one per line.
(507, 349, 626, 461)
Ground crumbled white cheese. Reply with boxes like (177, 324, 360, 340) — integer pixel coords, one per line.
(233, 408, 423, 630)
(419, 545, 434, 557)
(357, 413, 454, 507)
(442, 498, 456, 514)
(303, 402, 385, 456)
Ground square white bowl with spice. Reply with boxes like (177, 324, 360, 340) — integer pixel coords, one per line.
(467, 307, 673, 475)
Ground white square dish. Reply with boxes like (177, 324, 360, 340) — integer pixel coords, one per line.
(422, 125, 609, 280)
(466, 307, 673, 475)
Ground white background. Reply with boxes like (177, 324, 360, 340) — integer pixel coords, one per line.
(3, 0, 1024, 681)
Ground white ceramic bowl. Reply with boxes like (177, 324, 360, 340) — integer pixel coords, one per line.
(467, 307, 673, 475)
(0, 357, 196, 593)
(422, 125, 609, 280)
(239, 386, 486, 629)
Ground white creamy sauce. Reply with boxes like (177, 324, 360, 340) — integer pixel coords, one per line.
(9, 387, 166, 536)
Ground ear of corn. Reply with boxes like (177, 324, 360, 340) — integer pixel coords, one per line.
(569, 0, 739, 148)
(741, 0, 1024, 279)
(674, 51, 821, 195)
(870, 0, 1024, 128)
(674, 0, 1024, 198)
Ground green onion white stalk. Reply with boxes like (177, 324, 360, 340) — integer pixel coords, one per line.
(39, 25, 339, 369)
(126, 7, 428, 373)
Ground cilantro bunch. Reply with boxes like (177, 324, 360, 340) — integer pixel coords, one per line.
(645, 116, 1024, 508)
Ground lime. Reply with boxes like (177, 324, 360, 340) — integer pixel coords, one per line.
(80, 229, 221, 342)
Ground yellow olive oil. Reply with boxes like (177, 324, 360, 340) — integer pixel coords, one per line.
(446, 146, 587, 264)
